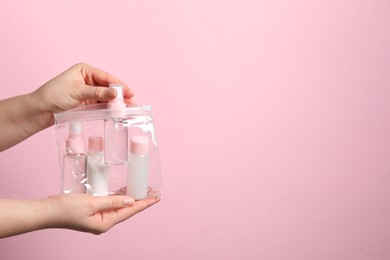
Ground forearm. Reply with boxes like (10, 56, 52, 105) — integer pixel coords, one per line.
(0, 92, 53, 151)
(0, 198, 56, 238)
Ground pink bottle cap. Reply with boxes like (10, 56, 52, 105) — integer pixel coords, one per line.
(130, 135, 149, 156)
(107, 84, 126, 110)
(88, 136, 104, 152)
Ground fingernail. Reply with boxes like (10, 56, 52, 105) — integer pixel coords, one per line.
(124, 197, 135, 205)
(107, 88, 117, 98)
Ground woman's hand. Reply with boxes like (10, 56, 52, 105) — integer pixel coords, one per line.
(33, 63, 135, 114)
(0, 194, 160, 238)
(0, 63, 134, 151)
(47, 194, 159, 235)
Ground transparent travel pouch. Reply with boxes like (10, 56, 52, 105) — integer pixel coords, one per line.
(54, 102, 161, 200)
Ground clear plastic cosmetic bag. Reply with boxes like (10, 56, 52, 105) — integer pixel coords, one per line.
(54, 101, 161, 200)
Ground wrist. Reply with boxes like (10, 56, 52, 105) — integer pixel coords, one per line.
(38, 196, 64, 230)
(0, 93, 54, 151)
(26, 91, 55, 131)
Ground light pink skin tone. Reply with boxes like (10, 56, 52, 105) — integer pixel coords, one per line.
(0, 63, 135, 151)
(0, 63, 159, 238)
(0, 195, 158, 238)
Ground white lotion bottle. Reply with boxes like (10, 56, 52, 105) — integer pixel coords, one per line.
(127, 135, 149, 200)
(87, 136, 109, 196)
(104, 84, 128, 164)
(62, 121, 86, 193)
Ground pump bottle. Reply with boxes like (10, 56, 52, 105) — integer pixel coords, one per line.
(104, 84, 128, 164)
(62, 121, 86, 193)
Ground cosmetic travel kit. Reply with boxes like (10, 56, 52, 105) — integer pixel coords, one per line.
(54, 84, 161, 200)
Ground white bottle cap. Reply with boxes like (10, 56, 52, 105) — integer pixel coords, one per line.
(69, 121, 83, 139)
(66, 121, 85, 154)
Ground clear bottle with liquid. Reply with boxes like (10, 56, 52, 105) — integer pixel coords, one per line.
(62, 121, 86, 193)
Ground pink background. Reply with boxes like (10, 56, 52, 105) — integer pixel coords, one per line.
(0, 0, 389, 259)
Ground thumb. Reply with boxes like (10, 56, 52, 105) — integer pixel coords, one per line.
(93, 196, 135, 212)
(78, 85, 117, 102)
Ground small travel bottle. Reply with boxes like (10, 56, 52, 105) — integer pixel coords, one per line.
(104, 84, 128, 164)
(62, 121, 86, 193)
(86, 136, 109, 196)
(127, 135, 149, 200)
